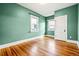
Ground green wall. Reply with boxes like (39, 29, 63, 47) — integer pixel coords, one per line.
(55, 4, 78, 41)
(78, 4, 79, 41)
(0, 3, 45, 45)
(45, 15, 54, 35)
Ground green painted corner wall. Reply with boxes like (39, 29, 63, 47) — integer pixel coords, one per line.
(55, 4, 78, 41)
(78, 4, 79, 41)
(45, 15, 54, 35)
(0, 3, 45, 45)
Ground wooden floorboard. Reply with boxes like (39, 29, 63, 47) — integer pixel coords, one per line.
(0, 37, 79, 56)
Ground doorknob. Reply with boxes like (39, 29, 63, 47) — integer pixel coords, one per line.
(64, 29, 66, 32)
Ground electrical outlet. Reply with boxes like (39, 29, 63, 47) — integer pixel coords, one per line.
(69, 36, 72, 39)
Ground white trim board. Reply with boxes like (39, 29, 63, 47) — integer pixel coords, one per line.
(44, 35, 54, 38)
(66, 39, 78, 44)
(0, 35, 44, 49)
(46, 35, 78, 44)
(55, 38, 78, 44)
(45, 35, 78, 44)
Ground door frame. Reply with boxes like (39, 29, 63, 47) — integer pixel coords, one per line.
(54, 15, 67, 41)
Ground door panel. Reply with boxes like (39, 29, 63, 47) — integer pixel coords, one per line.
(55, 15, 67, 40)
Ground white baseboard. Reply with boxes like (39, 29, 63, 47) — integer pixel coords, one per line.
(0, 35, 44, 49)
(66, 39, 78, 44)
(45, 35, 54, 38)
(45, 35, 78, 44)
(55, 38, 78, 44)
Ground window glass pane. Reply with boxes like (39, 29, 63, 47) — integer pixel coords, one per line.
(30, 15, 39, 32)
(48, 20, 55, 31)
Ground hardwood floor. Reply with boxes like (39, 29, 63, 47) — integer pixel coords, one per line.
(0, 36, 79, 56)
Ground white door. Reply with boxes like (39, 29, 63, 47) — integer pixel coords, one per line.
(55, 15, 67, 41)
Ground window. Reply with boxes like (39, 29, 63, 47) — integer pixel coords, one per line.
(30, 15, 39, 32)
(48, 20, 55, 31)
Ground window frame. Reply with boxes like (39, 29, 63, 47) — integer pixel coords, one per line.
(47, 19, 55, 31)
(30, 15, 39, 32)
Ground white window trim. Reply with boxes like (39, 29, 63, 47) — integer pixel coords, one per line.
(30, 15, 39, 32)
(47, 19, 55, 31)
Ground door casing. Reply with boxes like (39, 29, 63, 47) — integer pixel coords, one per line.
(55, 15, 67, 41)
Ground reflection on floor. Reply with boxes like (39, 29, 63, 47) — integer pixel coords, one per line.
(0, 36, 79, 56)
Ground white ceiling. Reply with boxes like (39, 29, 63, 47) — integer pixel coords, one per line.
(18, 3, 76, 17)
